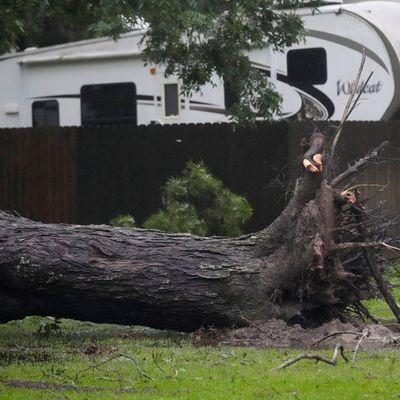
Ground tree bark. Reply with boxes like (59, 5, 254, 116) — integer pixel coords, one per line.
(0, 214, 269, 331)
(0, 198, 332, 331)
(0, 135, 393, 331)
(0, 181, 350, 330)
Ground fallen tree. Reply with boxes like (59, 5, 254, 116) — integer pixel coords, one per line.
(0, 129, 398, 332)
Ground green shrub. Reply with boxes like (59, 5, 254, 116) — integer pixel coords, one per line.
(37, 317, 62, 338)
(144, 161, 253, 237)
(110, 214, 135, 228)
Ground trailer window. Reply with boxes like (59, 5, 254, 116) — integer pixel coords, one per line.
(81, 82, 137, 126)
(287, 48, 327, 85)
(32, 100, 60, 127)
(224, 80, 239, 110)
(164, 83, 179, 117)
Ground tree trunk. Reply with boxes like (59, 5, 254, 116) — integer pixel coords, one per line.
(0, 214, 270, 331)
(0, 135, 394, 331)
(0, 202, 328, 331)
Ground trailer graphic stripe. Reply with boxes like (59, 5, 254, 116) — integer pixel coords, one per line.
(30, 94, 81, 99)
(254, 65, 335, 119)
(189, 105, 226, 114)
(341, 10, 400, 120)
(30, 94, 156, 101)
(29, 94, 226, 115)
(306, 29, 389, 73)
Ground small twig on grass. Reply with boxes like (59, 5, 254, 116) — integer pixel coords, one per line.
(42, 371, 74, 386)
(74, 353, 152, 383)
(218, 339, 269, 346)
(352, 329, 370, 362)
(275, 343, 348, 370)
(151, 351, 171, 379)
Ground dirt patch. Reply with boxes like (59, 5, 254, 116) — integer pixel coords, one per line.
(194, 319, 400, 349)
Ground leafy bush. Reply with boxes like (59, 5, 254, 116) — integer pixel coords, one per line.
(110, 214, 135, 228)
(144, 161, 253, 237)
(37, 317, 62, 338)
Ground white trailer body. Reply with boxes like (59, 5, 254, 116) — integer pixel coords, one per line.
(1, 1, 400, 128)
(266, 1, 400, 121)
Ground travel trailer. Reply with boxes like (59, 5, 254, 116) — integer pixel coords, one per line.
(1, 0, 400, 128)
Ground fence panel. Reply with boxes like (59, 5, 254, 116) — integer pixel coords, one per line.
(0, 128, 78, 223)
(0, 121, 399, 234)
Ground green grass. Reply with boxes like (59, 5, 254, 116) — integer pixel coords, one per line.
(362, 282, 400, 321)
(0, 317, 400, 399)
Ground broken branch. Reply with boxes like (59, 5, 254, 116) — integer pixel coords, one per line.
(352, 329, 370, 362)
(362, 249, 400, 323)
(275, 344, 348, 369)
(329, 52, 366, 165)
(312, 331, 365, 348)
(332, 241, 394, 252)
(331, 217, 383, 232)
(331, 141, 389, 187)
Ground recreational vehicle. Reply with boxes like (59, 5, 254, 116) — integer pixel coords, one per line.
(1, 0, 400, 128)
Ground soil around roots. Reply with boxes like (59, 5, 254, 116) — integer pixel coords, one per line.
(193, 319, 400, 349)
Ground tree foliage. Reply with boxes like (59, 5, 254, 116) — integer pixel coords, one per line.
(0, 1, 134, 51)
(143, 161, 253, 236)
(0, 0, 320, 123)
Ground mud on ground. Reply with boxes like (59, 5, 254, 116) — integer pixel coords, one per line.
(193, 319, 400, 349)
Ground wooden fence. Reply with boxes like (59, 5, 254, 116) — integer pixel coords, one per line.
(0, 121, 399, 233)
(0, 128, 78, 223)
